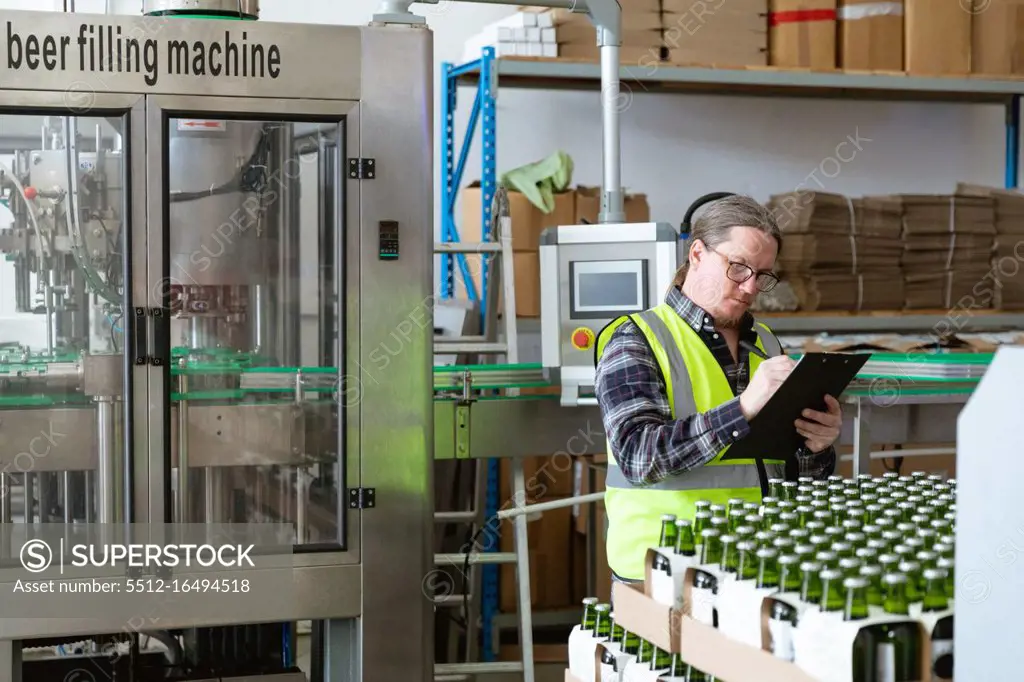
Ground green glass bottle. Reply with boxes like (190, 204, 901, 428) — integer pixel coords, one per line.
(807, 532, 830, 550)
(778, 554, 802, 592)
(796, 505, 814, 528)
(779, 511, 800, 529)
(834, 541, 855, 559)
(772, 537, 795, 558)
(695, 499, 712, 515)
(621, 629, 640, 656)
(860, 564, 884, 607)
(855, 547, 879, 566)
(636, 638, 654, 665)
(875, 573, 925, 682)
(782, 480, 799, 501)
(594, 604, 612, 639)
(727, 497, 747, 520)
(609, 611, 624, 645)
(843, 576, 870, 620)
(581, 597, 598, 631)
(694, 528, 722, 627)
(719, 534, 740, 576)
(709, 503, 728, 519)
(669, 652, 686, 678)
(788, 528, 810, 545)
(922, 567, 954, 680)
(898, 560, 923, 603)
(675, 519, 696, 557)
(756, 547, 780, 589)
(736, 540, 759, 581)
(800, 561, 823, 605)
(819, 568, 846, 613)
(768, 478, 785, 498)
(693, 510, 712, 540)
(728, 511, 749, 534)
(659, 514, 678, 548)
(936, 557, 955, 598)
(700, 528, 723, 566)
(916, 550, 938, 571)
(839, 557, 863, 580)
(815, 550, 838, 570)
(651, 645, 673, 672)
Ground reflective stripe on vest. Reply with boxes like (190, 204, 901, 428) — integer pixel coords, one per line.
(603, 308, 786, 490)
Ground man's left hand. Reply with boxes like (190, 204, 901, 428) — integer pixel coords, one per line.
(795, 394, 843, 454)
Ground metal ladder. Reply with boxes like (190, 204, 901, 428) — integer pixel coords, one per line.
(432, 186, 536, 682)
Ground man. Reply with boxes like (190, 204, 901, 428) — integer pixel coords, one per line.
(594, 195, 843, 585)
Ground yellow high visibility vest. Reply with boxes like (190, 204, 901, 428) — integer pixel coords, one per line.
(595, 303, 787, 581)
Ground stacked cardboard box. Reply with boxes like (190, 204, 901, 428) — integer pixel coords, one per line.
(768, 0, 837, 68)
(905, 0, 971, 75)
(461, 9, 558, 62)
(768, 191, 904, 311)
(836, 0, 903, 71)
(957, 182, 1024, 309)
(972, 0, 1024, 76)
(663, 0, 769, 67)
(458, 184, 650, 317)
(899, 193, 996, 310)
(549, 6, 663, 66)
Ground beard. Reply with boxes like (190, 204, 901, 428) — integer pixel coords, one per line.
(716, 313, 743, 330)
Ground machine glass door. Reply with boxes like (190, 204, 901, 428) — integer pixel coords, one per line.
(149, 96, 354, 562)
(0, 96, 139, 540)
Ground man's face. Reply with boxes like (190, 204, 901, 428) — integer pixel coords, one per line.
(688, 226, 778, 327)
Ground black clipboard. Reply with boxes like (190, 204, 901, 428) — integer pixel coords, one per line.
(720, 352, 871, 462)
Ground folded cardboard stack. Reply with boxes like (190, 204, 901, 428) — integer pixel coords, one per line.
(899, 193, 996, 310)
(957, 182, 1024, 310)
(768, 191, 904, 311)
(549, 6, 663, 65)
(663, 0, 769, 67)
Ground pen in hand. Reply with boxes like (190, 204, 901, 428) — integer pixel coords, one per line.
(739, 340, 768, 360)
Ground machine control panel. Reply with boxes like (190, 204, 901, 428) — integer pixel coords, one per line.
(379, 220, 399, 260)
(570, 326, 595, 351)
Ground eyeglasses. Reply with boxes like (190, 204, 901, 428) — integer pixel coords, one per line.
(705, 243, 780, 293)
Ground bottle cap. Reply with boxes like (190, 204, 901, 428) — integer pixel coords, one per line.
(800, 560, 822, 573)
(756, 547, 779, 559)
(860, 564, 882, 577)
(922, 568, 948, 581)
(674, 518, 692, 527)
(820, 568, 844, 581)
(661, 514, 677, 522)
(843, 576, 869, 589)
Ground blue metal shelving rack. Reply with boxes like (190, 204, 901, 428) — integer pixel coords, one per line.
(440, 46, 502, 662)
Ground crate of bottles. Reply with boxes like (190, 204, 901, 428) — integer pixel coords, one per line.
(566, 471, 956, 681)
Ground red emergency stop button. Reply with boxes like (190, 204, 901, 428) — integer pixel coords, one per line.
(23, 187, 37, 200)
(571, 327, 595, 351)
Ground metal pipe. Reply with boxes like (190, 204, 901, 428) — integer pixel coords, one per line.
(0, 474, 11, 523)
(177, 373, 190, 523)
(295, 469, 307, 544)
(204, 467, 223, 523)
(496, 491, 606, 519)
(96, 397, 119, 524)
(62, 471, 73, 524)
(599, 43, 624, 223)
(24, 473, 34, 523)
(84, 470, 94, 522)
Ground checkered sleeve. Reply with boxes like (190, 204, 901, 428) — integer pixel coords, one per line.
(594, 321, 752, 487)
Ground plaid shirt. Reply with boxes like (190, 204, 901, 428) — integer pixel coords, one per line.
(595, 287, 836, 487)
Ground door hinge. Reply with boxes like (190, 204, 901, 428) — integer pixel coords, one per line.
(348, 488, 376, 509)
(348, 158, 376, 180)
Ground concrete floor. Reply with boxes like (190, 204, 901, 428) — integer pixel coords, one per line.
(294, 633, 565, 681)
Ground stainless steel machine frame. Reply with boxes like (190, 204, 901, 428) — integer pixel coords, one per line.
(0, 9, 431, 682)
(539, 222, 680, 407)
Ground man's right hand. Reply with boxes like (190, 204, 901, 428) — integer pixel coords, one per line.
(739, 355, 797, 421)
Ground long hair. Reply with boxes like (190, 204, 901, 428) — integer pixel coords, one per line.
(671, 195, 784, 289)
